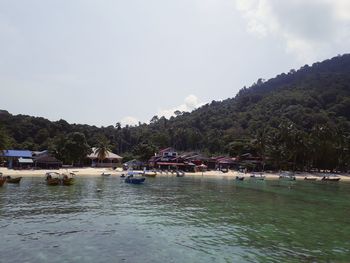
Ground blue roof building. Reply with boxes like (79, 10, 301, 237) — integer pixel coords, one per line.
(1, 150, 32, 158)
(0, 150, 33, 168)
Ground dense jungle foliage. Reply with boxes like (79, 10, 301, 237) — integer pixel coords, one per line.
(1, 54, 350, 171)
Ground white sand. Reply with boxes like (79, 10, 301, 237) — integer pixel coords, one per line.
(1, 167, 349, 181)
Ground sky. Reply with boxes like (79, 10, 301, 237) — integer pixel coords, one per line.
(0, 0, 349, 127)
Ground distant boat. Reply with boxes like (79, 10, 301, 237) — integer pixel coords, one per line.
(0, 176, 6, 187)
(176, 171, 185, 177)
(101, 172, 111, 177)
(250, 173, 265, 180)
(144, 171, 157, 177)
(46, 177, 60, 186)
(45, 172, 75, 186)
(5, 176, 22, 184)
(304, 176, 317, 181)
(125, 175, 146, 184)
(321, 175, 340, 182)
(236, 176, 245, 181)
(279, 172, 296, 181)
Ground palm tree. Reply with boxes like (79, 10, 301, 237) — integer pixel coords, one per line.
(95, 140, 111, 165)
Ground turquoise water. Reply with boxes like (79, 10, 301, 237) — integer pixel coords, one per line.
(0, 176, 350, 263)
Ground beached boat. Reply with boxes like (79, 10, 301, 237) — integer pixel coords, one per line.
(236, 176, 245, 181)
(125, 175, 146, 184)
(144, 171, 157, 177)
(304, 176, 317, 181)
(176, 171, 185, 177)
(279, 172, 296, 181)
(5, 176, 22, 184)
(321, 175, 340, 182)
(250, 173, 265, 180)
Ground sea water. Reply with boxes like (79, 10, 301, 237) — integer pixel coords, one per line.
(0, 176, 349, 262)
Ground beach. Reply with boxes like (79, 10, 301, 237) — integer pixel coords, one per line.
(1, 167, 349, 181)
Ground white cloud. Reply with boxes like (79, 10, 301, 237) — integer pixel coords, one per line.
(121, 116, 139, 127)
(235, 0, 350, 62)
(157, 94, 204, 119)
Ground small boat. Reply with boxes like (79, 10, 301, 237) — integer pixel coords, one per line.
(0, 177, 6, 187)
(47, 178, 60, 185)
(101, 172, 111, 177)
(5, 176, 22, 184)
(144, 172, 156, 177)
(125, 175, 146, 184)
(176, 171, 185, 177)
(45, 172, 61, 186)
(61, 177, 75, 185)
(321, 175, 340, 182)
(279, 172, 296, 181)
(120, 174, 126, 178)
(304, 176, 317, 181)
(250, 173, 265, 180)
(236, 176, 245, 181)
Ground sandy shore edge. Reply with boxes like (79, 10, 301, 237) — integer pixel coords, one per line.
(1, 167, 349, 181)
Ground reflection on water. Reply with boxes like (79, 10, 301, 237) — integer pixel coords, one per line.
(1, 176, 350, 262)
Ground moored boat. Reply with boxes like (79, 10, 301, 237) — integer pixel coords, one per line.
(0, 177, 6, 187)
(144, 172, 157, 177)
(176, 171, 185, 177)
(321, 175, 340, 182)
(45, 172, 76, 186)
(304, 176, 317, 181)
(101, 172, 111, 177)
(47, 178, 60, 185)
(5, 176, 22, 184)
(279, 172, 296, 181)
(250, 173, 265, 180)
(125, 175, 146, 184)
(62, 177, 75, 185)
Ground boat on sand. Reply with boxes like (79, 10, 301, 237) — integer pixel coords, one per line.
(279, 172, 296, 181)
(321, 175, 340, 182)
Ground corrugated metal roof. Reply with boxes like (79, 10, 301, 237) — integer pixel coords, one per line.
(1, 150, 32, 158)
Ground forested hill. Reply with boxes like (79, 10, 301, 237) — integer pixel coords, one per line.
(1, 54, 350, 171)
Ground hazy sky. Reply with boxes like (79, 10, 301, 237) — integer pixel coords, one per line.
(0, 0, 349, 126)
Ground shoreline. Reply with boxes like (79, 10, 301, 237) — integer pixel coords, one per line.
(1, 167, 350, 181)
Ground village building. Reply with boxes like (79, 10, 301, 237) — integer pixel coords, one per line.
(87, 147, 123, 168)
(0, 150, 33, 169)
(123, 159, 144, 170)
(32, 150, 62, 169)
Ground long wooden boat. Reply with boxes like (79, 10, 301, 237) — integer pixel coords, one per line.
(0, 177, 6, 187)
(125, 175, 146, 184)
(47, 178, 60, 186)
(62, 178, 75, 185)
(6, 176, 22, 184)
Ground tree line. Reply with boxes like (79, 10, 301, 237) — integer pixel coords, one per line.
(0, 54, 350, 171)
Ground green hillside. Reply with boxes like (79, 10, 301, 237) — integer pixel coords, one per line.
(1, 54, 350, 171)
